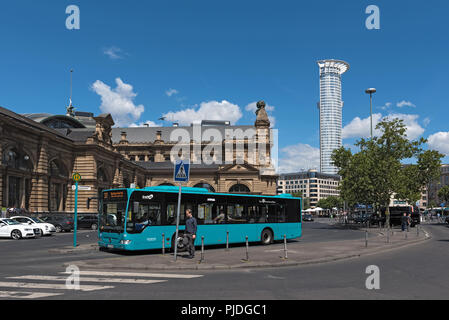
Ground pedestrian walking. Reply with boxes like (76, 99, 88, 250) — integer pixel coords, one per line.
(407, 214, 412, 232)
(184, 209, 197, 259)
(401, 213, 408, 232)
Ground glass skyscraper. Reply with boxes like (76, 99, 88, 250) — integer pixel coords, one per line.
(317, 59, 349, 174)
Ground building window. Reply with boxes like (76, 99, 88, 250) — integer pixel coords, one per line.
(193, 183, 216, 193)
(229, 184, 250, 193)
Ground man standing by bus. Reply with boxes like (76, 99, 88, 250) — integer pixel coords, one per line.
(185, 209, 197, 259)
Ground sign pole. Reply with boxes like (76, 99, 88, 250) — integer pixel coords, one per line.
(173, 159, 190, 261)
(73, 181, 78, 248)
(72, 172, 81, 248)
(174, 182, 182, 261)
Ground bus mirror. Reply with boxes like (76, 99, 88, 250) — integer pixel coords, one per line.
(133, 202, 139, 214)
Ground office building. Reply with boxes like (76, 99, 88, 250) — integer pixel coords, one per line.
(317, 59, 349, 174)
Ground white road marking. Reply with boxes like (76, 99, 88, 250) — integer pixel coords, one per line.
(0, 291, 63, 299)
(8, 275, 167, 284)
(60, 270, 203, 279)
(0, 281, 113, 292)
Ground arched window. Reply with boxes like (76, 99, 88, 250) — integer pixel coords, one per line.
(193, 183, 215, 193)
(3, 147, 33, 172)
(49, 160, 68, 178)
(229, 184, 250, 193)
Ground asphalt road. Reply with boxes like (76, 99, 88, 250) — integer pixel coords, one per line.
(0, 221, 448, 300)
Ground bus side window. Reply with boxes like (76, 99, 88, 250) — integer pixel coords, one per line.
(197, 203, 212, 225)
(166, 204, 177, 225)
(258, 205, 268, 223)
(247, 205, 257, 224)
(227, 203, 245, 224)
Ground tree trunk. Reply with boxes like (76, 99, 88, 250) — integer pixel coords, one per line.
(385, 205, 391, 227)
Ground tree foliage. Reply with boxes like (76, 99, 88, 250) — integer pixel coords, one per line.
(332, 118, 443, 220)
(438, 185, 449, 205)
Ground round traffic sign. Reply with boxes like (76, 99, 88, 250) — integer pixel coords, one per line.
(72, 172, 82, 182)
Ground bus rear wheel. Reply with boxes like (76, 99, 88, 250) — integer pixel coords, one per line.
(261, 229, 273, 245)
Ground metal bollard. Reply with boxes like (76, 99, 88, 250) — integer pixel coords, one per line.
(200, 236, 204, 262)
(365, 230, 368, 248)
(245, 236, 249, 261)
(226, 231, 229, 251)
(386, 229, 390, 244)
(417, 225, 420, 237)
(283, 235, 288, 259)
(162, 233, 165, 255)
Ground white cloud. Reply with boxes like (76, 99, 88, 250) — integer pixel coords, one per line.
(129, 120, 161, 128)
(396, 100, 416, 108)
(342, 112, 425, 140)
(428, 131, 449, 155)
(163, 100, 243, 126)
(103, 46, 124, 60)
(386, 113, 424, 139)
(379, 102, 392, 110)
(342, 113, 383, 139)
(165, 88, 179, 97)
(278, 143, 320, 173)
(92, 78, 145, 127)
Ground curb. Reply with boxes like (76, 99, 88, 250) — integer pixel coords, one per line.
(64, 231, 431, 271)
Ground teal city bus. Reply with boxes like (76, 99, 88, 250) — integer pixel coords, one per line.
(98, 186, 302, 251)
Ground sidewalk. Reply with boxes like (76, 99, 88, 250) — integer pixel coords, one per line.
(65, 225, 431, 271)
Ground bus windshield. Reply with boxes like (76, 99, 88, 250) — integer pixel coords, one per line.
(100, 201, 127, 233)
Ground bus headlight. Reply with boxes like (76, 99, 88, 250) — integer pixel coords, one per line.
(120, 240, 132, 245)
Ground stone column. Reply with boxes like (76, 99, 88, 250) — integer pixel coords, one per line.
(30, 137, 49, 213)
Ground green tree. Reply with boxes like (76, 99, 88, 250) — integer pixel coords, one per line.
(438, 185, 449, 205)
(332, 118, 440, 226)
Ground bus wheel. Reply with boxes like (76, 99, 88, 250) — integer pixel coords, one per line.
(261, 229, 273, 245)
(171, 234, 187, 253)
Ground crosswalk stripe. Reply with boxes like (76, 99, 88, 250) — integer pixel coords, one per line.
(0, 281, 113, 292)
(8, 275, 167, 284)
(60, 270, 203, 279)
(0, 291, 63, 299)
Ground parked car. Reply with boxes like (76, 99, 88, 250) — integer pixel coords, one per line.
(41, 216, 74, 233)
(77, 215, 98, 230)
(369, 214, 385, 226)
(303, 214, 314, 222)
(445, 216, 449, 225)
(0, 218, 36, 240)
(354, 213, 371, 224)
(11, 216, 56, 236)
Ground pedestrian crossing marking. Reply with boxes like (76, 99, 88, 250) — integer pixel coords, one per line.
(60, 270, 203, 279)
(0, 281, 113, 292)
(9, 275, 167, 284)
(0, 291, 63, 299)
(0, 270, 202, 300)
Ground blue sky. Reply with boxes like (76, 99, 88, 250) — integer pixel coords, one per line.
(1, 0, 448, 172)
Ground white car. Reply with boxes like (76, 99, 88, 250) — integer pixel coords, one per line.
(0, 218, 36, 240)
(11, 216, 56, 236)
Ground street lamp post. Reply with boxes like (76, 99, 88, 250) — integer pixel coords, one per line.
(365, 88, 377, 224)
(365, 88, 376, 139)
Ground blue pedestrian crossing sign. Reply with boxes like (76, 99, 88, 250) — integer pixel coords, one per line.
(174, 160, 190, 182)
